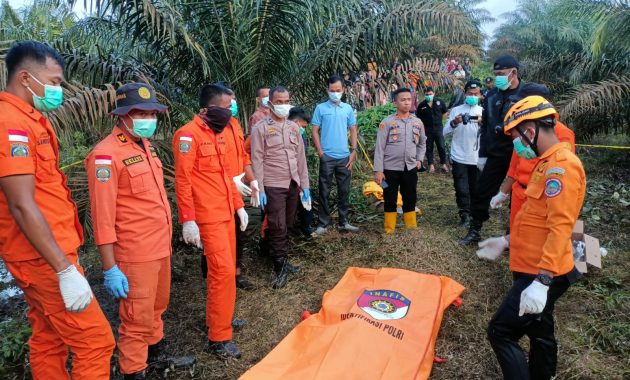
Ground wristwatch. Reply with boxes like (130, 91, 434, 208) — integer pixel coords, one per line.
(536, 273, 553, 286)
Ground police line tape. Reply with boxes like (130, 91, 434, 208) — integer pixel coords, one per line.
(60, 160, 83, 171)
(575, 144, 630, 150)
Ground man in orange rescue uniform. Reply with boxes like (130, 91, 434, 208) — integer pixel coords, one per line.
(173, 83, 249, 359)
(482, 96, 585, 380)
(0, 41, 114, 379)
(477, 85, 575, 257)
(86, 83, 185, 379)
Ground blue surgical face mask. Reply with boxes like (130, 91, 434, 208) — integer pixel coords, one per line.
(465, 95, 479, 106)
(495, 71, 513, 91)
(425, 95, 434, 102)
(261, 97, 269, 107)
(513, 137, 536, 159)
(230, 99, 238, 116)
(328, 91, 343, 103)
(124, 118, 157, 138)
(27, 73, 64, 112)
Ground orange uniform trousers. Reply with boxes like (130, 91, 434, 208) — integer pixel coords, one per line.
(117, 256, 171, 374)
(199, 219, 237, 342)
(5, 252, 114, 380)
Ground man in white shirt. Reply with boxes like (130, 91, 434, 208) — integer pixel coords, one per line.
(444, 80, 483, 228)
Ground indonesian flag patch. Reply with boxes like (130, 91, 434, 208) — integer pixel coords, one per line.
(8, 129, 28, 143)
(95, 155, 112, 165)
(179, 133, 192, 153)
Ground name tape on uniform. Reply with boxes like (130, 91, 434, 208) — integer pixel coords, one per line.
(123, 155, 144, 166)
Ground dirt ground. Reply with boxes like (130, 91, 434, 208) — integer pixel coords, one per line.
(78, 150, 628, 380)
(2, 149, 628, 379)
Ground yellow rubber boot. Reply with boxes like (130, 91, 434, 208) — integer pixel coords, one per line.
(403, 211, 417, 229)
(384, 212, 397, 234)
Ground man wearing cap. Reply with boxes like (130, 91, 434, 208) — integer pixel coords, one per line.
(86, 83, 180, 379)
(415, 86, 448, 173)
(460, 55, 525, 246)
(0, 40, 115, 380)
(482, 76, 495, 98)
(173, 84, 248, 359)
(482, 96, 584, 380)
(251, 86, 310, 288)
(443, 80, 483, 228)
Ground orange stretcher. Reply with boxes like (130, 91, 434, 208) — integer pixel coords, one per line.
(240, 267, 465, 380)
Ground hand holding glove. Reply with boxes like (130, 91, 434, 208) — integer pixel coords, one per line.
(259, 192, 267, 210)
(490, 191, 509, 209)
(477, 157, 487, 172)
(103, 264, 129, 299)
(233, 173, 252, 197)
(237, 207, 249, 231)
(182, 221, 202, 249)
(300, 189, 312, 211)
(57, 265, 93, 312)
(250, 180, 260, 208)
(519, 280, 549, 316)
(476, 236, 509, 261)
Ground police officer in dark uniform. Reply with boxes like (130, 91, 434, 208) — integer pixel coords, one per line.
(460, 55, 526, 245)
(415, 86, 448, 173)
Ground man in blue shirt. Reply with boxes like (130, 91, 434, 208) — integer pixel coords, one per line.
(311, 75, 359, 234)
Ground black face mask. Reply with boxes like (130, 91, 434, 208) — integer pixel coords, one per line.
(200, 106, 231, 133)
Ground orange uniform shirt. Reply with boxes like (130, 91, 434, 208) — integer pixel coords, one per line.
(0, 92, 83, 262)
(223, 117, 251, 178)
(510, 143, 586, 276)
(85, 127, 172, 262)
(173, 115, 244, 224)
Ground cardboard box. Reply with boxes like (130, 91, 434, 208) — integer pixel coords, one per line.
(572, 220, 602, 273)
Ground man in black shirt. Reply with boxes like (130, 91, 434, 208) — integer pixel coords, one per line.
(460, 55, 524, 246)
(482, 77, 495, 98)
(416, 86, 449, 173)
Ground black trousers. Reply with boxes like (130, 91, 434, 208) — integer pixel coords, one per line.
(487, 272, 574, 380)
(318, 154, 351, 227)
(383, 167, 417, 213)
(297, 199, 314, 235)
(426, 129, 447, 165)
(451, 160, 478, 215)
(470, 155, 511, 225)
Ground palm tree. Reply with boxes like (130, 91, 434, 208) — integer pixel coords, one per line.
(489, 0, 630, 137)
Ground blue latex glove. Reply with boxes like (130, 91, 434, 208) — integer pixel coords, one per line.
(103, 265, 129, 299)
(302, 188, 311, 202)
(260, 192, 267, 210)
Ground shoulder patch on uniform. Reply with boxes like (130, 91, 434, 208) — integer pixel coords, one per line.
(95, 167, 111, 182)
(8, 129, 28, 143)
(379, 122, 385, 129)
(117, 133, 128, 143)
(179, 133, 192, 153)
(95, 155, 112, 165)
(123, 155, 144, 166)
(545, 178, 563, 198)
(10, 143, 29, 157)
(545, 167, 565, 177)
(149, 146, 158, 157)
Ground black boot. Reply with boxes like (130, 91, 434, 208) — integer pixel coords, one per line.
(272, 258, 298, 289)
(236, 274, 256, 290)
(148, 339, 196, 370)
(123, 372, 145, 380)
(459, 219, 482, 246)
(206, 340, 241, 359)
(457, 212, 471, 228)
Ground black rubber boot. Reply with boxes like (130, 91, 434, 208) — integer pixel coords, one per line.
(236, 274, 256, 290)
(272, 258, 291, 289)
(458, 212, 471, 228)
(459, 220, 482, 246)
(206, 340, 241, 359)
(148, 340, 196, 370)
(123, 372, 145, 380)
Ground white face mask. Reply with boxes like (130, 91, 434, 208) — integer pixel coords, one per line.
(272, 104, 292, 118)
(261, 97, 269, 107)
(328, 91, 343, 102)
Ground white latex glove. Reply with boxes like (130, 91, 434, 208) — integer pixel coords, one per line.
(477, 157, 487, 172)
(250, 180, 260, 208)
(57, 265, 93, 312)
(519, 281, 549, 316)
(476, 236, 509, 261)
(237, 208, 249, 231)
(490, 191, 509, 209)
(182, 221, 202, 249)
(233, 173, 252, 197)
